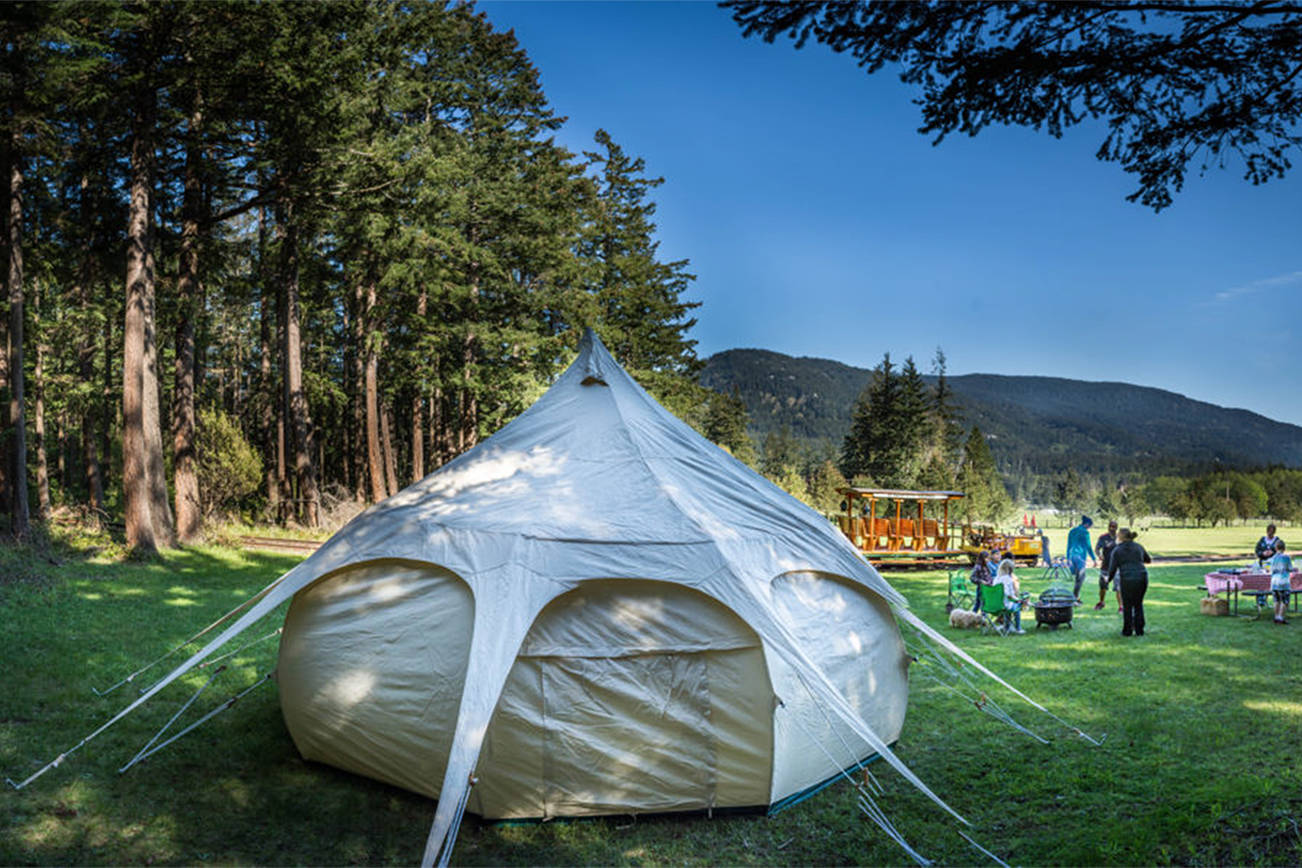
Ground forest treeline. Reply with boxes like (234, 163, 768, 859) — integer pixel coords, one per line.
(737, 351, 1302, 529)
(0, 2, 756, 553)
(703, 348, 1302, 513)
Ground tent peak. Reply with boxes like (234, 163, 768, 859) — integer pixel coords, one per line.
(578, 327, 610, 386)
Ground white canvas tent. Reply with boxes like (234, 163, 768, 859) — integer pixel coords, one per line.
(14, 329, 1090, 865)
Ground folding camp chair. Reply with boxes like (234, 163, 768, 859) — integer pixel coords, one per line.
(946, 569, 973, 612)
(978, 583, 1017, 635)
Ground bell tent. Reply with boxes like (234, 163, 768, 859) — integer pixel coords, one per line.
(13, 329, 1088, 866)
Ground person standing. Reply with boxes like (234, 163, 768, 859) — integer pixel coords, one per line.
(970, 550, 993, 612)
(1256, 524, 1284, 569)
(1269, 539, 1293, 625)
(1108, 527, 1153, 637)
(995, 558, 1026, 634)
(1093, 520, 1120, 611)
(1066, 515, 1096, 603)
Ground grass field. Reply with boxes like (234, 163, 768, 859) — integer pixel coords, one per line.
(1036, 522, 1291, 561)
(2, 530, 1300, 866)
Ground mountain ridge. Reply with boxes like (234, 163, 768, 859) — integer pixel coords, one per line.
(700, 348, 1302, 475)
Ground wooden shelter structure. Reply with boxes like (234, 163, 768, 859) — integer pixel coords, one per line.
(837, 487, 966, 562)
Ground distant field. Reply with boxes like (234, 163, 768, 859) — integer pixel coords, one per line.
(1036, 522, 1290, 561)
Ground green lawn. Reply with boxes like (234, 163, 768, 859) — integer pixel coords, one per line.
(2, 537, 1300, 866)
(1037, 522, 1290, 561)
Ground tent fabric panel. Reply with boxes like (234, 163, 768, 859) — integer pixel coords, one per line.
(471, 580, 774, 818)
(541, 654, 713, 817)
(277, 562, 474, 800)
(772, 572, 909, 737)
(475, 648, 773, 818)
(706, 646, 775, 809)
(517, 579, 760, 658)
(470, 658, 546, 819)
(766, 648, 870, 803)
(765, 573, 909, 803)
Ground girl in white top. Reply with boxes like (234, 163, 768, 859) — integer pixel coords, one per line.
(995, 559, 1025, 634)
(1270, 539, 1293, 625)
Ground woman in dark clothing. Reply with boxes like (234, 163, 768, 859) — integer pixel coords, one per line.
(1107, 528, 1153, 636)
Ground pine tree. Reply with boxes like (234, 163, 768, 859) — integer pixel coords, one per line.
(761, 427, 799, 479)
(930, 347, 963, 469)
(839, 353, 929, 488)
(807, 459, 849, 515)
(703, 388, 756, 466)
(958, 426, 1012, 524)
(579, 129, 700, 377)
(895, 356, 931, 484)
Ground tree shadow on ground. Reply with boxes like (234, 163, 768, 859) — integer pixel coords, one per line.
(2, 556, 1300, 865)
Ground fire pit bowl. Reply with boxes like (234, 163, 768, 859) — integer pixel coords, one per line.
(1034, 587, 1077, 629)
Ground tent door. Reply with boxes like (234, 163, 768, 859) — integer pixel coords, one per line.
(541, 653, 716, 817)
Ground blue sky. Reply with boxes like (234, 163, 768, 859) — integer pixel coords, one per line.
(479, 1, 1302, 427)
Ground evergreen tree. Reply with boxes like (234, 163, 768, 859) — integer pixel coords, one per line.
(807, 459, 849, 515)
(839, 353, 931, 488)
(578, 129, 699, 376)
(703, 388, 756, 466)
(895, 356, 930, 483)
(0, 3, 725, 544)
(760, 426, 799, 479)
(930, 347, 963, 469)
(1054, 467, 1088, 520)
(957, 426, 1011, 525)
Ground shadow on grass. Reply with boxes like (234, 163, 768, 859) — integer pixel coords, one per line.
(3, 552, 1301, 865)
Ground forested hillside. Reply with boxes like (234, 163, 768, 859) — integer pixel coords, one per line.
(702, 349, 1302, 477)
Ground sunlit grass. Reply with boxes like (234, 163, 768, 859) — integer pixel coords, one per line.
(1, 534, 1299, 865)
(1036, 521, 1291, 560)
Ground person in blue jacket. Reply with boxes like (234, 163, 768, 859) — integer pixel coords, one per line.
(1066, 515, 1096, 602)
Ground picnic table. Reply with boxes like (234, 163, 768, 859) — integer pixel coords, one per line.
(1204, 569, 1302, 616)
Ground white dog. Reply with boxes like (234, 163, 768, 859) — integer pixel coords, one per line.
(948, 608, 984, 629)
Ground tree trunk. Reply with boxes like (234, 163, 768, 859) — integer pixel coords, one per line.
(75, 172, 104, 512)
(460, 269, 479, 452)
(411, 285, 426, 483)
(349, 277, 366, 501)
(172, 95, 204, 542)
(279, 193, 319, 527)
(143, 210, 174, 546)
(55, 412, 66, 493)
(123, 88, 157, 553)
(101, 305, 114, 484)
(255, 199, 279, 519)
(428, 391, 443, 469)
(381, 401, 399, 497)
(32, 279, 49, 518)
(259, 271, 278, 519)
(410, 392, 424, 483)
(436, 388, 456, 469)
(0, 151, 8, 518)
(364, 278, 385, 502)
(7, 131, 30, 537)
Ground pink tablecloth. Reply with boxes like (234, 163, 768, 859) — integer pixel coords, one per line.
(1204, 570, 1302, 595)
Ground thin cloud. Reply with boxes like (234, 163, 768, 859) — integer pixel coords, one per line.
(1213, 269, 1302, 303)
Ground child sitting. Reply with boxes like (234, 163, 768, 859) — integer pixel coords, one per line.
(995, 559, 1027, 635)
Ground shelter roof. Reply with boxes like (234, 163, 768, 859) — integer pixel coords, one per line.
(839, 487, 965, 501)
